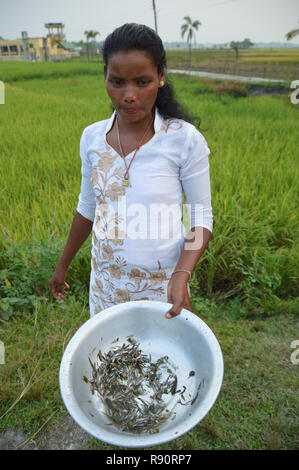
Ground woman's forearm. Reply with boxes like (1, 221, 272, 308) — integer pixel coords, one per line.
(173, 226, 212, 279)
(57, 210, 93, 271)
(165, 227, 211, 318)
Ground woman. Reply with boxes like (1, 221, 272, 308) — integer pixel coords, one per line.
(50, 23, 213, 319)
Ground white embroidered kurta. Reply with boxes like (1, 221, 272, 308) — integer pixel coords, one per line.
(77, 107, 213, 316)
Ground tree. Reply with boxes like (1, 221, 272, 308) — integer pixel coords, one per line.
(230, 38, 253, 50)
(286, 21, 299, 40)
(181, 16, 201, 69)
(77, 40, 87, 57)
(242, 38, 254, 49)
(230, 42, 239, 63)
(84, 30, 100, 61)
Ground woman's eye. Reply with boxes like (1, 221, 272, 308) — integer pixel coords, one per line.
(110, 79, 149, 87)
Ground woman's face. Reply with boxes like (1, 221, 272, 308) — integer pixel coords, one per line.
(104, 49, 165, 123)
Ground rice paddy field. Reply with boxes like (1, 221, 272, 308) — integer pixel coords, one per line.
(166, 47, 299, 80)
(0, 59, 298, 450)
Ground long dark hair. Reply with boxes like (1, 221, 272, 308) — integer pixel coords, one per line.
(101, 23, 197, 125)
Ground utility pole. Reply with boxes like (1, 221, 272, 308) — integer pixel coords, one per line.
(152, 0, 158, 33)
(21, 31, 29, 62)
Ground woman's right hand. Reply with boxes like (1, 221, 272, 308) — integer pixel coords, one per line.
(49, 267, 70, 301)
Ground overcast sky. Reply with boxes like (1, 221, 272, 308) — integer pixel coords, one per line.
(1, 0, 299, 44)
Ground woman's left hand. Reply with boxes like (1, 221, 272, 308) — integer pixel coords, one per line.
(165, 273, 193, 319)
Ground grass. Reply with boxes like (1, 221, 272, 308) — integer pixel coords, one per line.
(0, 61, 102, 83)
(0, 298, 87, 427)
(0, 60, 298, 449)
(0, 298, 297, 450)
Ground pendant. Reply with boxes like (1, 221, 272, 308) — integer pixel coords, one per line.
(122, 178, 129, 186)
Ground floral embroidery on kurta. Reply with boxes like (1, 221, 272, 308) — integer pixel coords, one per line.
(89, 146, 170, 314)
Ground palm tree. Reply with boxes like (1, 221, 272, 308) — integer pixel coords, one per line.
(181, 16, 201, 69)
(84, 30, 100, 61)
(84, 30, 92, 61)
(233, 45, 239, 62)
(230, 41, 239, 63)
(285, 21, 299, 40)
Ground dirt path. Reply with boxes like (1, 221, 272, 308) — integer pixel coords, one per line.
(0, 414, 92, 450)
(169, 68, 289, 84)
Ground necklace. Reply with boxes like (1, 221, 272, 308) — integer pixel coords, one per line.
(116, 113, 154, 186)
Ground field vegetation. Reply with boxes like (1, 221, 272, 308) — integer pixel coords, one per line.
(0, 60, 298, 450)
(166, 47, 299, 80)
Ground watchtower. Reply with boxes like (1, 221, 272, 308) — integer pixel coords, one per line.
(44, 23, 65, 41)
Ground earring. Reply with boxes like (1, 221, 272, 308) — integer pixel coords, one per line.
(160, 80, 165, 87)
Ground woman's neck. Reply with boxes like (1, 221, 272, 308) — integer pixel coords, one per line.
(116, 108, 155, 135)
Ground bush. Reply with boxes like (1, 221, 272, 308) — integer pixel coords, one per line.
(0, 237, 91, 320)
(212, 81, 249, 97)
